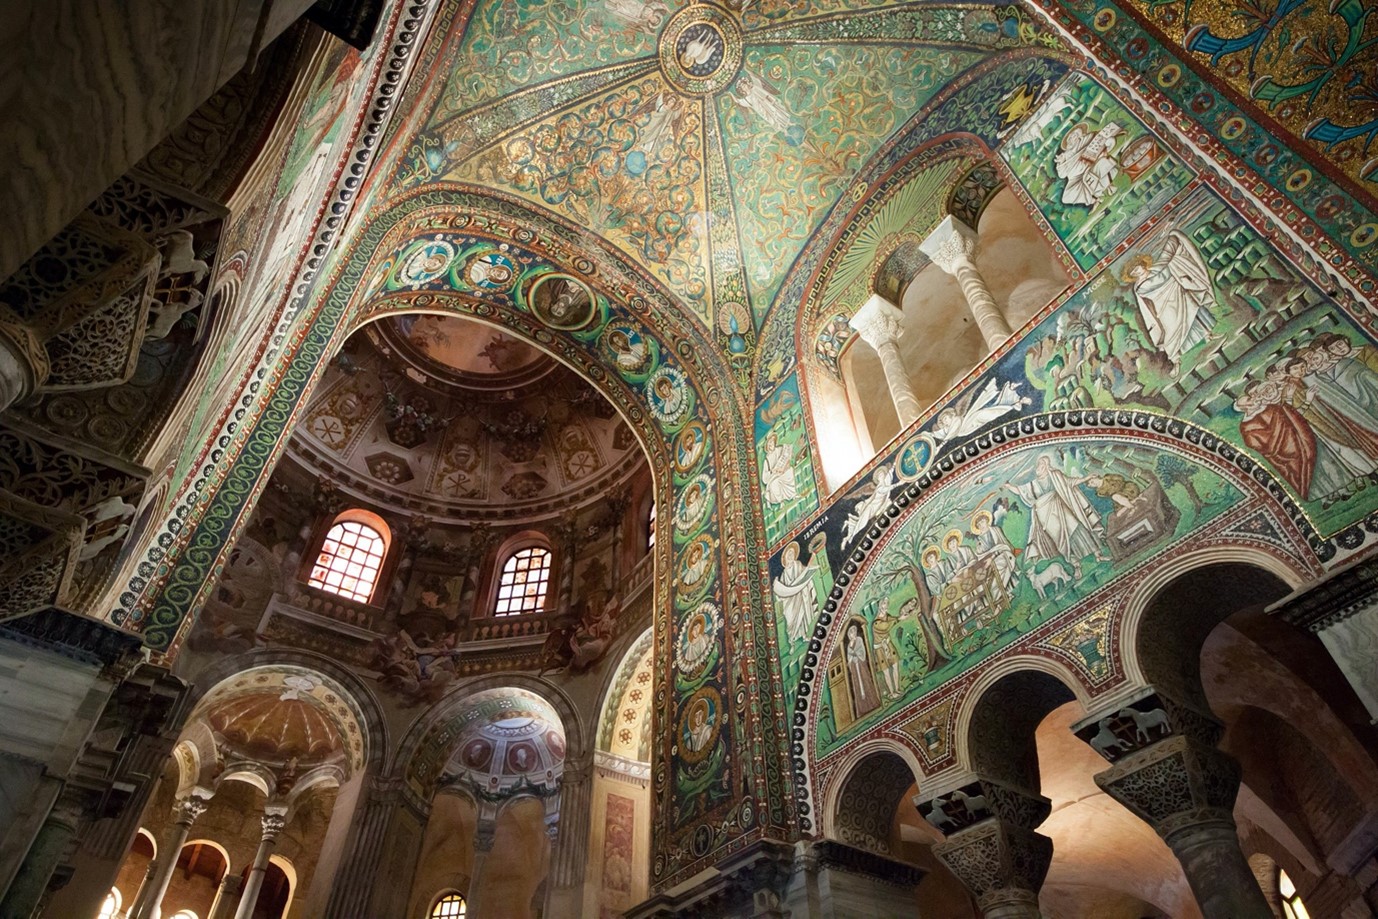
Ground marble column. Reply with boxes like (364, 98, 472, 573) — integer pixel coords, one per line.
(206, 874, 243, 919)
(0, 317, 48, 411)
(849, 293, 921, 427)
(466, 822, 496, 918)
(918, 776, 1053, 919)
(322, 777, 401, 919)
(1093, 734, 1271, 919)
(232, 806, 288, 919)
(132, 790, 212, 919)
(919, 215, 1013, 351)
(549, 758, 591, 888)
(0, 798, 82, 919)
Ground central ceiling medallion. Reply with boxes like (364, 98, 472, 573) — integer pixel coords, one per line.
(659, 3, 743, 96)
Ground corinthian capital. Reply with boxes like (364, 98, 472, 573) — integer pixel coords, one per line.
(919, 215, 979, 275)
(849, 293, 905, 349)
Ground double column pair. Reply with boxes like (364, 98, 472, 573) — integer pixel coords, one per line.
(849, 215, 1011, 428)
(129, 790, 287, 919)
(918, 690, 1273, 919)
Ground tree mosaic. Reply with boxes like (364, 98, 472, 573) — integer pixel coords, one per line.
(1000, 74, 1196, 269)
(813, 438, 1239, 755)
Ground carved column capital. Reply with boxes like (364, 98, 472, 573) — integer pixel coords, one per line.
(848, 293, 905, 350)
(1092, 734, 1241, 841)
(260, 809, 288, 841)
(918, 214, 979, 274)
(920, 776, 1052, 916)
(172, 790, 212, 826)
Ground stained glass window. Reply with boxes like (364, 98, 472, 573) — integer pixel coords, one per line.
(647, 501, 657, 550)
(309, 519, 386, 603)
(431, 892, 467, 918)
(494, 547, 552, 616)
(1279, 869, 1311, 919)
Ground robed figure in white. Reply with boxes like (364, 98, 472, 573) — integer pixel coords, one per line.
(1003, 454, 1106, 578)
(773, 541, 819, 644)
(1125, 230, 1217, 370)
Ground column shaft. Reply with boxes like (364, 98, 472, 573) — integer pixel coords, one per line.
(132, 794, 209, 919)
(1162, 814, 1273, 919)
(849, 294, 921, 427)
(950, 256, 1012, 349)
(206, 875, 243, 919)
(919, 214, 1012, 351)
(0, 807, 79, 919)
(232, 810, 285, 919)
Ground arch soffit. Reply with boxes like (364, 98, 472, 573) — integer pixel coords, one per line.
(596, 627, 655, 754)
(798, 422, 1314, 797)
(180, 837, 232, 873)
(182, 649, 391, 775)
(335, 188, 745, 420)
(948, 654, 1090, 780)
(1117, 546, 1309, 693)
(818, 736, 924, 842)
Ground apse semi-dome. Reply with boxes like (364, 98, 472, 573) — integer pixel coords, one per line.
(206, 687, 345, 766)
(409, 687, 567, 800)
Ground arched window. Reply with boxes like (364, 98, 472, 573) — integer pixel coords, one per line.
(170, 912, 199, 919)
(308, 512, 389, 603)
(95, 889, 120, 919)
(431, 892, 468, 918)
(494, 546, 552, 616)
(1278, 869, 1311, 919)
(647, 500, 657, 550)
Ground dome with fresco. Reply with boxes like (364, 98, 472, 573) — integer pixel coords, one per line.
(285, 314, 646, 523)
(407, 688, 567, 801)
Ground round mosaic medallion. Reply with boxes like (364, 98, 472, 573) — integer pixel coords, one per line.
(658, 4, 743, 96)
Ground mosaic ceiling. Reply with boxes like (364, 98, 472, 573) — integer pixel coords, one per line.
(385, 0, 1060, 346)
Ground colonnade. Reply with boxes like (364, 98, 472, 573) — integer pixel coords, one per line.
(915, 686, 1274, 919)
(125, 790, 291, 919)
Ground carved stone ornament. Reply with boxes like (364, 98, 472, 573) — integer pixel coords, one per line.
(1092, 734, 1242, 840)
(918, 214, 979, 274)
(1073, 688, 1223, 765)
(932, 817, 1052, 913)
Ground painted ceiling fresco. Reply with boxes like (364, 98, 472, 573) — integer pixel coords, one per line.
(293, 321, 644, 518)
(389, 0, 1062, 345)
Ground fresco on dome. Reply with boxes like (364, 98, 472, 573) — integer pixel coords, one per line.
(394, 0, 1061, 339)
(1000, 73, 1196, 269)
(815, 439, 1240, 754)
(756, 372, 819, 544)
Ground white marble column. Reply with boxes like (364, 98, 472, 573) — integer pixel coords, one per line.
(919, 215, 1013, 351)
(849, 293, 921, 427)
(232, 805, 288, 919)
(132, 790, 212, 919)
